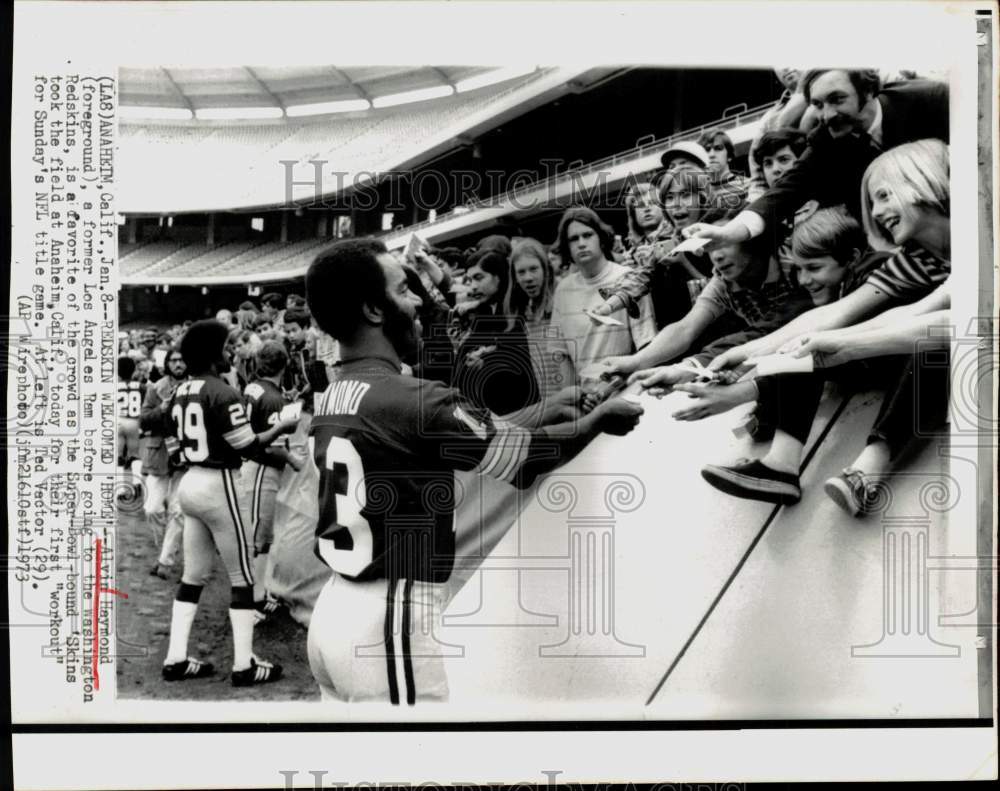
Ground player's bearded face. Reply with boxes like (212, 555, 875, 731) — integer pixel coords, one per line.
(382, 295, 419, 364)
(376, 255, 422, 365)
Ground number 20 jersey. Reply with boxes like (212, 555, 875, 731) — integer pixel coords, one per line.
(309, 358, 537, 584)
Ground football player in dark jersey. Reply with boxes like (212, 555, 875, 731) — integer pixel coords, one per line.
(241, 340, 305, 621)
(161, 320, 299, 686)
(117, 355, 146, 506)
(304, 238, 644, 704)
(117, 355, 144, 470)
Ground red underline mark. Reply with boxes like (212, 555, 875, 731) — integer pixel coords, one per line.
(92, 540, 129, 692)
(93, 538, 102, 690)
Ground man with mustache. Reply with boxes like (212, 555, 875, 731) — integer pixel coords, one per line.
(684, 69, 948, 249)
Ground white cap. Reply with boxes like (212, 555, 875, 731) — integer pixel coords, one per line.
(659, 140, 710, 169)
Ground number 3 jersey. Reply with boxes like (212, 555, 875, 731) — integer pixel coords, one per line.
(310, 358, 542, 584)
(165, 375, 255, 469)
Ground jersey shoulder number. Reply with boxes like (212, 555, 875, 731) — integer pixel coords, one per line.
(117, 380, 143, 419)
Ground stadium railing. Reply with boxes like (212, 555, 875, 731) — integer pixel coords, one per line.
(119, 100, 773, 284)
(380, 100, 772, 247)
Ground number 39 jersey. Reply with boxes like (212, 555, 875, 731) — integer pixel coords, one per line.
(166, 375, 256, 469)
(309, 358, 538, 584)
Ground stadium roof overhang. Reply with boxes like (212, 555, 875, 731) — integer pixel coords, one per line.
(116, 66, 629, 214)
(119, 65, 556, 119)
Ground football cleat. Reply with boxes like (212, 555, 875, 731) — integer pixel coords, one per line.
(253, 596, 283, 624)
(162, 657, 215, 681)
(232, 656, 283, 687)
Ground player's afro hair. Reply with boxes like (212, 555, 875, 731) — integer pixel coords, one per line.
(256, 340, 289, 377)
(181, 319, 230, 375)
(117, 355, 136, 381)
(306, 238, 390, 342)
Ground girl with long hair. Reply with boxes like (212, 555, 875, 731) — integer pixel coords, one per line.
(507, 238, 561, 398)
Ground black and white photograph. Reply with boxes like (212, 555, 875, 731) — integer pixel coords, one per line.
(6, 1, 998, 788)
(111, 60, 980, 716)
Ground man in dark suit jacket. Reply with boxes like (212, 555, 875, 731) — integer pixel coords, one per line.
(685, 69, 949, 248)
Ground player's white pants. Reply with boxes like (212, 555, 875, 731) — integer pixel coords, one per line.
(176, 466, 254, 589)
(144, 469, 185, 567)
(307, 574, 449, 704)
(118, 417, 140, 465)
(240, 460, 281, 553)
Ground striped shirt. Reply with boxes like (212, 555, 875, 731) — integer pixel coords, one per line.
(863, 244, 951, 301)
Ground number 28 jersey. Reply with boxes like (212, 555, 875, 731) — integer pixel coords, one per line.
(117, 379, 145, 419)
(309, 358, 540, 584)
(166, 375, 255, 469)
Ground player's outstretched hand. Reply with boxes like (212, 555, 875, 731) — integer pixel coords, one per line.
(553, 384, 582, 408)
(594, 396, 644, 436)
(580, 392, 601, 414)
(286, 451, 306, 473)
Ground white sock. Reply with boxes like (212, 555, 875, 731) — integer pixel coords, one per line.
(762, 430, 804, 475)
(229, 608, 256, 671)
(130, 458, 144, 481)
(851, 441, 891, 479)
(165, 600, 198, 665)
(252, 553, 269, 602)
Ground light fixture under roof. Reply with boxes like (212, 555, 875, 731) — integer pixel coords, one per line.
(194, 106, 285, 120)
(285, 98, 371, 117)
(119, 105, 194, 121)
(372, 84, 455, 108)
(456, 66, 538, 93)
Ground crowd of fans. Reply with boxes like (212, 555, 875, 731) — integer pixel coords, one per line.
(118, 291, 327, 398)
(119, 66, 953, 591)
